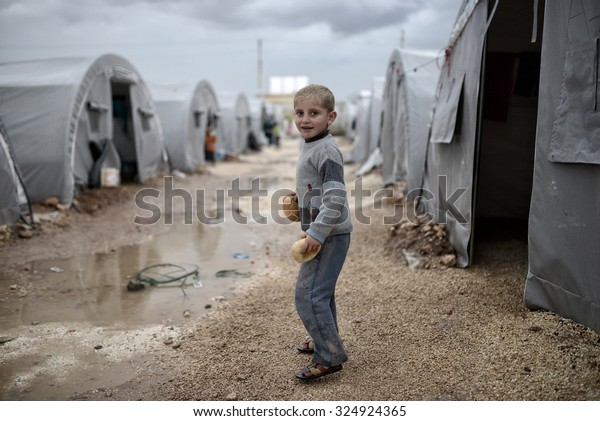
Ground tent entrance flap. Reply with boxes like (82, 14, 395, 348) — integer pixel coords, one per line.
(111, 80, 138, 183)
(430, 72, 465, 144)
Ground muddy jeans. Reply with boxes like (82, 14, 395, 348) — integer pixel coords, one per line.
(295, 233, 351, 367)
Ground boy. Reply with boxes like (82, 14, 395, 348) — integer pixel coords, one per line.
(293, 84, 352, 380)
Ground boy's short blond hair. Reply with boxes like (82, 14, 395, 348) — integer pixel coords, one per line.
(294, 84, 335, 112)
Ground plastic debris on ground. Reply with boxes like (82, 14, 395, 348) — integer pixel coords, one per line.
(215, 269, 254, 278)
(402, 249, 421, 271)
(126, 263, 201, 292)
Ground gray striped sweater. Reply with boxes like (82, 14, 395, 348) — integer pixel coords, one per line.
(296, 134, 353, 243)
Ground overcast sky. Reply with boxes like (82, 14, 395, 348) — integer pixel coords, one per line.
(0, 0, 463, 101)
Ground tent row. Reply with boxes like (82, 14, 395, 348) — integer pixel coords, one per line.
(367, 0, 599, 333)
(351, 49, 440, 185)
(0, 53, 270, 217)
(150, 83, 268, 171)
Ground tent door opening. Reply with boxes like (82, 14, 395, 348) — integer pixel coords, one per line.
(111, 80, 138, 183)
(471, 0, 545, 260)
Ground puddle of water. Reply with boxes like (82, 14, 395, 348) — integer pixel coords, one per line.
(1, 221, 262, 328)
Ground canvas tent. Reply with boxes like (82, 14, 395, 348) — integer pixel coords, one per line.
(421, 0, 600, 333)
(524, 0, 600, 333)
(380, 48, 440, 190)
(151, 80, 220, 172)
(0, 117, 31, 226)
(347, 77, 384, 166)
(421, 0, 542, 267)
(216, 92, 251, 158)
(0, 54, 168, 205)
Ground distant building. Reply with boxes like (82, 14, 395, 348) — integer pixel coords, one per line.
(263, 76, 308, 110)
(262, 76, 309, 137)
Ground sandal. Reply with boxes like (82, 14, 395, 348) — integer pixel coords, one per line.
(296, 337, 314, 354)
(295, 362, 343, 381)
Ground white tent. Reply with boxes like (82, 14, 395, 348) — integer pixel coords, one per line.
(0, 117, 31, 226)
(151, 80, 220, 172)
(216, 92, 251, 159)
(421, 0, 600, 333)
(0, 54, 168, 205)
(347, 77, 384, 166)
(380, 48, 440, 190)
(420, 0, 540, 266)
(524, 0, 600, 333)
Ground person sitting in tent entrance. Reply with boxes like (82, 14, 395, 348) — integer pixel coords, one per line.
(205, 124, 217, 164)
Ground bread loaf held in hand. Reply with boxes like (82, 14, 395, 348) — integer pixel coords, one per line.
(283, 194, 300, 222)
(291, 238, 321, 263)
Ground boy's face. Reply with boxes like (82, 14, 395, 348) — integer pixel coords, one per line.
(294, 98, 336, 139)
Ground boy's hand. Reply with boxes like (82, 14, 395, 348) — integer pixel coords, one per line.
(300, 233, 321, 254)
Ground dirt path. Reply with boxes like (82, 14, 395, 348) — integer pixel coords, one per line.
(1, 137, 599, 401)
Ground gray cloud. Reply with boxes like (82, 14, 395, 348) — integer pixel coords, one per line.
(0, 0, 458, 41)
(0, 0, 463, 98)
(189, 0, 420, 35)
(79, 0, 423, 36)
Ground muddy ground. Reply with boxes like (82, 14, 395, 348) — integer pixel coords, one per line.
(1, 137, 600, 402)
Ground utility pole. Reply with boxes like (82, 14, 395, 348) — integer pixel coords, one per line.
(400, 29, 405, 49)
(257, 38, 263, 98)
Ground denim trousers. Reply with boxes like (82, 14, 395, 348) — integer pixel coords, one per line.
(295, 233, 351, 367)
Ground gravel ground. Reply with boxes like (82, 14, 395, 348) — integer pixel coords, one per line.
(1, 137, 599, 402)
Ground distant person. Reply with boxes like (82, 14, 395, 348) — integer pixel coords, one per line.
(205, 125, 217, 164)
(272, 122, 282, 148)
(247, 130, 261, 152)
(263, 114, 275, 146)
(292, 84, 352, 380)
